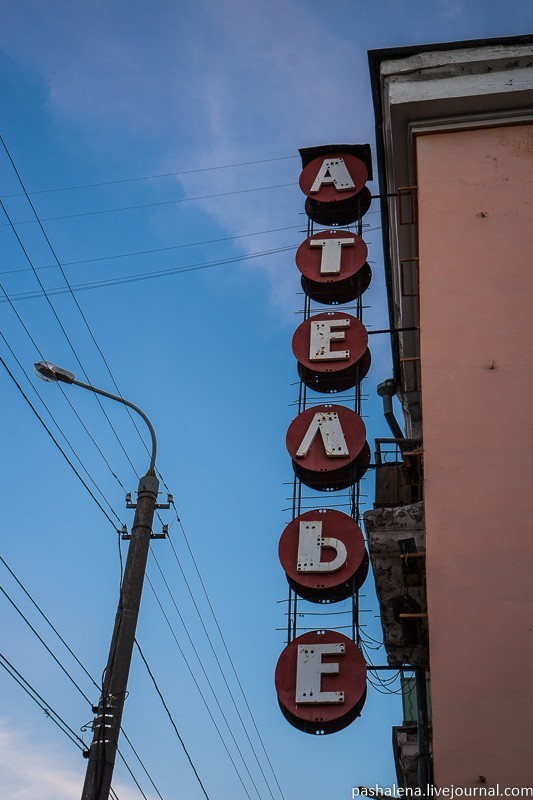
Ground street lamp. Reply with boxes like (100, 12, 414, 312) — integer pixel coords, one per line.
(35, 360, 160, 800)
(34, 360, 157, 474)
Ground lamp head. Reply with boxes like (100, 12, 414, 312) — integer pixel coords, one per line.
(34, 361, 75, 384)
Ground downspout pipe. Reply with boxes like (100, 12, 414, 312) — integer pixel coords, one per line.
(377, 379, 404, 439)
(416, 667, 430, 795)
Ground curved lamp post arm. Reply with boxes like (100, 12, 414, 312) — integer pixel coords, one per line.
(71, 378, 157, 475)
(34, 361, 157, 474)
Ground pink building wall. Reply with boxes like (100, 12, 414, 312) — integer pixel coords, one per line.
(416, 124, 533, 787)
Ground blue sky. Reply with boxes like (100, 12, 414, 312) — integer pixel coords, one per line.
(0, 2, 531, 799)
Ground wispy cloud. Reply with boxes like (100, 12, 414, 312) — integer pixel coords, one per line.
(0, 0, 374, 316)
(0, 719, 146, 800)
(153, 0, 373, 314)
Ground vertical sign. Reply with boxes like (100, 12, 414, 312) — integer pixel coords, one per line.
(275, 145, 373, 734)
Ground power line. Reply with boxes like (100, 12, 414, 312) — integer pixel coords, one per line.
(145, 572, 256, 800)
(2, 245, 298, 302)
(3, 134, 179, 481)
(0, 581, 93, 704)
(170, 511, 287, 800)
(0, 652, 124, 800)
(146, 566, 260, 800)
(120, 729, 165, 800)
(2, 142, 295, 499)
(0, 134, 143, 478)
(149, 464, 286, 800)
(0, 138, 176, 795)
(0, 181, 296, 227)
(150, 545, 279, 800)
(0, 200, 139, 483)
(2, 154, 298, 197)
(2, 145, 149, 501)
(0, 552, 99, 691)
(2, 258, 164, 800)
(1, 136, 281, 798)
(0, 354, 119, 528)
(0, 222, 381, 280)
(0, 223, 305, 277)
(0, 651, 135, 800)
(4, 180, 294, 800)
(0, 649, 89, 751)
(0, 323, 125, 525)
(135, 639, 212, 800)
(0, 552, 165, 798)
(115, 749, 150, 800)
(0, 282, 129, 494)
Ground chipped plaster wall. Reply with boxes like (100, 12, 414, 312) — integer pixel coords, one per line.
(364, 502, 426, 667)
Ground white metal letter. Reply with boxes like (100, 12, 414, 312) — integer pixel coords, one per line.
(295, 412, 349, 458)
(309, 237, 355, 275)
(297, 521, 348, 574)
(309, 318, 350, 362)
(310, 158, 355, 194)
(295, 643, 345, 704)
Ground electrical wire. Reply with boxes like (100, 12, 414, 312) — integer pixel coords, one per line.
(153, 542, 271, 799)
(361, 643, 405, 695)
(2, 244, 299, 302)
(1, 139, 143, 482)
(0, 581, 94, 704)
(167, 513, 287, 800)
(135, 639, 212, 800)
(0, 282, 129, 494)
(120, 729, 165, 800)
(0, 223, 306, 276)
(0, 553, 165, 798)
(1, 153, 180, 798)
(0, 553, 100, 691)
(146, 560, 263, 800)
(0, 649, 89, 751)
(142, 471, 286, 800)
(0, 335, 133, 800)
(0, 194, 140, 481)
(147, 450, 285, 800)
(0, 337, 152, 796)
(4, 134, 247, 487)
(0, 652, 126, 800)
(275, 624, 356, 631)
(115, 749, 150, 800)
(0, 181, 296, 227)
(0, 221, 381, 279)
(145, 572, 256, 800)
(3, 135, 160, 475)
(2, 153, 298, 197)
(0, 325, 125, 526)
(0, 354, 119, 528)
(0, 140, 168, 794)
(2, 137, 283, 797)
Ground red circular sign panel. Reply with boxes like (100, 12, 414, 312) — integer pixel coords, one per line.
(278, 509, 368, 602)
(286, 404, 366, 474)
(292, 312, 371, 393)
(305, 187, 372, 227)
(299, 154, 368, 202)
(292, 312, 368, 372)
(275, 630, 367, 734)
(296, 231, 368, 283)
(286, 404, 370, 491)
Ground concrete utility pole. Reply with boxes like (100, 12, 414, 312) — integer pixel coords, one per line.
(81, 469, 159, 800)
(34, 361, 161, 800)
